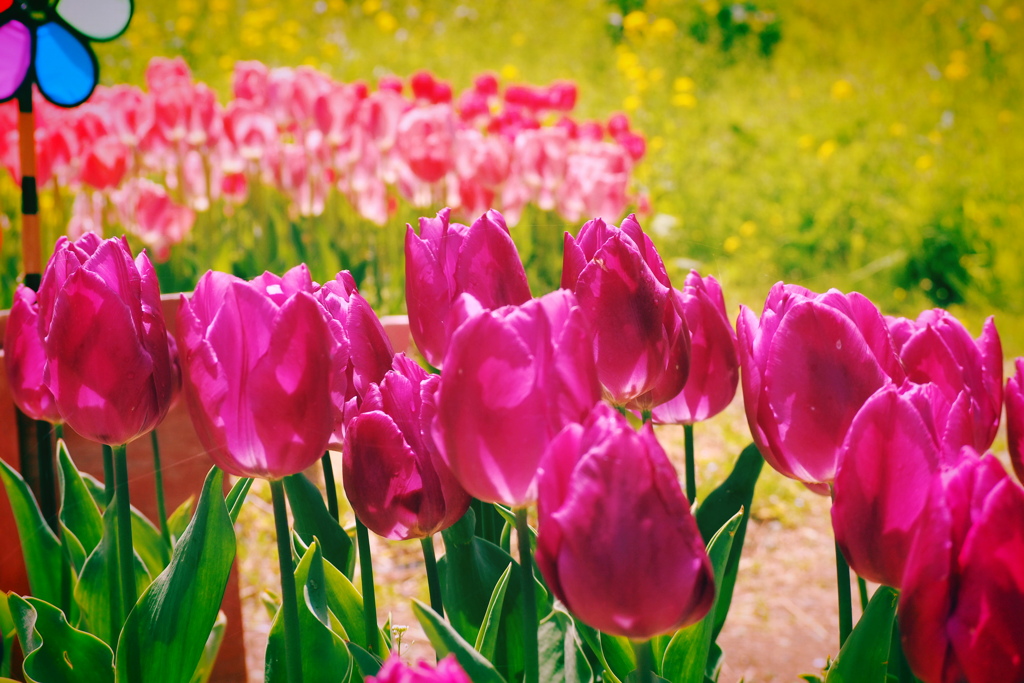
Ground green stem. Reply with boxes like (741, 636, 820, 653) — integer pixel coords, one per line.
(35, 419, 56, 532)
(515, 508, 539, 683)
(420, 536, 443, 617)
(857, 576, 869, 612)
(150, 430, 172, 564)
(835, 541, 853, 648)
(320, 452, 339, 522)
(270, 479, 304, 683)
(632, 639, 655, 683)
(55, 423, 63, 440)
(102, 445, 115, 506)
(684, 423, 696, 505)
(113, 444, 141, 683)
(356, 519, 379, 655)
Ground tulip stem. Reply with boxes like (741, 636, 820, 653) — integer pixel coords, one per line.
(150, 429, 172, 563)
(35, 418, 57, 533)
(320, 452, 340, 522)
(514, 507, 539, 683)
(632, 639, 655, 683)
(356, 519, 379, 655)
(835, 541, 853, 648)
(857, 576, 869, 611)
(270, 479, 304, 683)
(684, 423, 696, 504)
(113, 443, 141, 683)
(102, 444, 115, 506)
(420, 536, 444, 618)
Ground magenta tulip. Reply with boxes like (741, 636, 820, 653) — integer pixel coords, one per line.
(1006, 358, 1024, 484)
(737, 283, 905, 485)
(561, 214, 689, 410)
(367, 655, 471, 683)
(433, 290, 601, 506)
(653, 271, 738, 424)
(4, 285, 61, 423)
(344, 354, 470, 540)
(37, 234, 177, 445)
(176, 265, 344, 479)
(831, 383, 974, 588)
(900, 454, 1024, 683)
(536, 403, 714, 639)
(888, 310, 1002, 451)
(405, 208, 531, 368)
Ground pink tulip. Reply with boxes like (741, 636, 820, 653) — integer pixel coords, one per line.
(1006, 358, 1024, 484)
(405, 208, 531, 368)
(831, 383, 975, 588)
(232, 60, 269, 107)
(737, 283, 905, 485)
(4, 286, 61, 423)
(888, 310, 1002, 451)
(396, 104, 454, 183)
(344, 354, 469, 540)
(37, 234, 177, 445)
(78, 137, 128, 190)
(367, 655, 471, 683)
(433, 290, 601, 506)
(900, 453, 1024, 683)
(536, 402, 714, 639)
(653, 272, 739, 424)
(176, 265, 345, 479)
(113, 179, 196, 262)
(562, 214, 690, 410)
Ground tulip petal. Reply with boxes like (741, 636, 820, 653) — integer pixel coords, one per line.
(454, 211, 531, 309)
(0, 20, 30, 102)
(35, 22, 97, 107)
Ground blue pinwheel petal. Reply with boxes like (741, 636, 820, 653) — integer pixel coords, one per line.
(35, 22, 97, 107)
(0, 20, 31, 101)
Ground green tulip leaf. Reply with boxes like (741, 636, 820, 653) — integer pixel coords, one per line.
(56, 440, 103, 558)
(79, 472, 107, 510)
(661, 510, 742, 683)
(0, 458, 61, 605)
(114, 467, 235, 683)
(575, 621, 627, 683)
(412, 599, 507, 683)
(59, 521, 87, 577)
(265, 540, 353, 683)
(130, 506, 168, 579)
(226, 476, 253, 524)
(166, 496, 195, 542)
(187, 611, 227, 683)
(1, 593, 14, 677)
(321, 550, 389, 654)
(474, 564, 512, 660)
(10, 594, 114, 683)
(695, 443, 764, 641)
(284, 473, 355, 577)
(538, 607, 594, 683)
(824, 586, 898, 683)
(349, 641, 383, 679)
(624, 672, 671, 683)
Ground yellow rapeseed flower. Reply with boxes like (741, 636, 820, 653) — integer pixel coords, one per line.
(740, 220, 757, 237)
(889, 122, 907, 137)
(617, 50, 639, 73)
(650, 17, 678, 38)
(831, 79, 854, 101)
(977, 22, 998, 40)
(817, 140, 837, 160)
(1006, 5, 1022, 21)
(944, 61, 969, 80)
(648, 67, 665, 83)
(915, 154, 934, 171)
(501, 64, 519, 80)
(723, 236, 741, 254)
(703, 1, 721, 16)
(511, 32, 526, 47)
(649, 136, 665, 151)
(788, 85, 803, 100)
(623, 10, 648, 35)
(176, 16, 195, 33)
(928, 130, 943, 145)
(623, 95, 642, 111)
(797, 134, 814, 150)
(672, 92, 697, 108)
(211, 0, 231, 12)
(674, 76, 695, 92)
(998, 110, 1015, 124)
(362, 0, 381, 14)
(376, 11, 398, 32)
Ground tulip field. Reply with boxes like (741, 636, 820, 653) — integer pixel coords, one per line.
(1, 1, 1024, 683)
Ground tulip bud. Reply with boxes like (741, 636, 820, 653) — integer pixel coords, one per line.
(653, 271, 738, 424)
(38, 234, 178, 445)
(536, 403, 714, 639)
(899, 454, 1024, 683)
(1005, 358, 1024, 484)
(176, 265, 344, 479)
(561, 215, 690, 410)
(433, 290, 601, 506)
(344, 354, 469, 540)
(737, 283, 905, 485)
(4, 285, 61, 423)
(367, 654, 471, 683)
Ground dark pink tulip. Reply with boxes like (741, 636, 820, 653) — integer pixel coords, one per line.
(38, 234, 177, 445)
(737, 283, 905, 485)
(176, 265, 345, 480)
(900, 453, 1024, 683)
(396, 104, 454, 183)
(653, 272, 738, 425)
(4, 286, 61, 423)
(114, 179, 196, 261)
(1006, 358, 1024, 484)
(367, 654, 471, 683)
(562, 214, 690, 410)
(433, 290, 601, 506)
(831, 383, 974, 588)
(232, 60, 269, 106)
(344, 354, 469, 540)
(536, 403, 714, 639)
(79, 137, 128, 190)
(888, 310, 1002, 451)
(405, 208, 531, 368)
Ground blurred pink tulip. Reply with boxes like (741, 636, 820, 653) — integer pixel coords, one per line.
(562, 214, 690, 410)
(4, 286, 61, 423)
(344, 354, 469, 540)
(113, 179, 195, 261)
(888, 309, 1002, 451)
(831, 383, 974, 588)
(38, 234, 178, 445)
(397, 104, 455, 183)
(536, 402, 714, 639)
(367, 655, 471, 683)
(900, 453, 1024, 683)
(653, 272, 739, 425)
(1006, 358, 1024, 484)
(79, 137, 128, 190)
(737, 283, 905, 485)
(176, 265, 345, 479)
(433, 290, 601, 506)
(405, 208, 531, 368)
